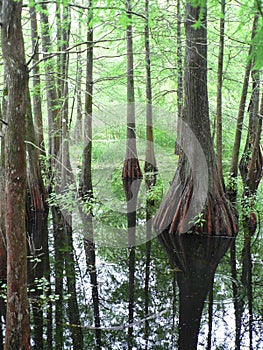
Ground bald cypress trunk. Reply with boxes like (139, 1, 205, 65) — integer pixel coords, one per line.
(154, 2, 237, 236)
(144, 0, 157, 179)
(175, 0, 183, 155)
(79, 3, 102, 348)
(216, 0, 226, 187)
(2, 0, 31, 348)
(122, 0, 142, 180)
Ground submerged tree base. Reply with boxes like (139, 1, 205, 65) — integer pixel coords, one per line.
(122, 157, 143, 180)
(154, 155, 238, 237)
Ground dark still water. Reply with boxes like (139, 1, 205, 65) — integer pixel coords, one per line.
(23, 172, 263, 350)
(71, 228, 262, 350)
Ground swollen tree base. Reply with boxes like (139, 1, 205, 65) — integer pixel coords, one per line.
(154, 156, 238, 237)
(122, 157, 143, 180)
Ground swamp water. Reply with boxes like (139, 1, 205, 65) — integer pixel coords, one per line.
(17, 180, 262, 350)
(67, 212, 263, 349)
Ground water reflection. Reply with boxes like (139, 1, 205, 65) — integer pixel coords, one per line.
(123, 177, 142, 349)
(2, 194, 261, 349)
(159, 231, 232, 350)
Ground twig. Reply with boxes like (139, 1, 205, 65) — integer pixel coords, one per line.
(27, 36, 40, 67)
(0, 118, 8, 126)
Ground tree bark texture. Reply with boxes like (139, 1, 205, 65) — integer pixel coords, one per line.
(175, 0, 183, 155)
(154, 2, 237, 236)
(80, 0, 93, 197)
(26, 89, 47, 212)
(122, 0, 142, 180)
(39, 3, 60, 163)
(0, 82, 7, 283)
(144, 0, 157, 179)
(29, 3, 45, 152)
(216, 0, 226, 187)
(1, 0, 31, 348)
(73, 50, 83, 142)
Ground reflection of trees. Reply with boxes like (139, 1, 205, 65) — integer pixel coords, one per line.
(123, 178, 142, 349)
(84, 236, 102, 349)
(231, 228, 254, 350)
(159, 232, 232, 350)
(27, 211, 50, 349)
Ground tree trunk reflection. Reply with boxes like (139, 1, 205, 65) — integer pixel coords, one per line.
(159, 232, 232, 350)
(123, 178, 142, 349)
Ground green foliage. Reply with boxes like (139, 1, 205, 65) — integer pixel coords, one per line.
(146, 176, 163, 205)
(189, 212, 206, 228)
(189, 0, 206, 7)
(110, 167, 126, 202)
(251, 20, 263, 69)
(189, 0, 207, 29)
(117, 12, 132, 28)
(153, 127, 176, 150)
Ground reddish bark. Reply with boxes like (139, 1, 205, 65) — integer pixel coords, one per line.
(248, 212, 257, 236)
(1, 0, 31, 348)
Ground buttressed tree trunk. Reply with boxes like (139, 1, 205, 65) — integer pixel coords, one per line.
(154, 1, 237, 236)
(1, 0, 31, 348)
(122, 0, 142, 180)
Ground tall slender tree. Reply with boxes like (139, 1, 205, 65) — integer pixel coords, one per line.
(121, 2, 143, 346)
(29, 3, 45, 152)
(26, 87, 48, 350)
(122, 0, 142, 180)
(0, 107, 7, 345)
(216, 0, 226, 187)
(239, 70, 263, 198)
(39, 3, 63, 347)
(56, 4, 84, 349)
(39, 2, 60, 165)
(73, 49, 84, 142)
(227, 13, 259, 202)
(79, 2, 102, 347)
(0, 78, 7, 286)
(175, 0, 183, 155)
(144, 0, 157, 179)
(1, 0, 31, 348)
